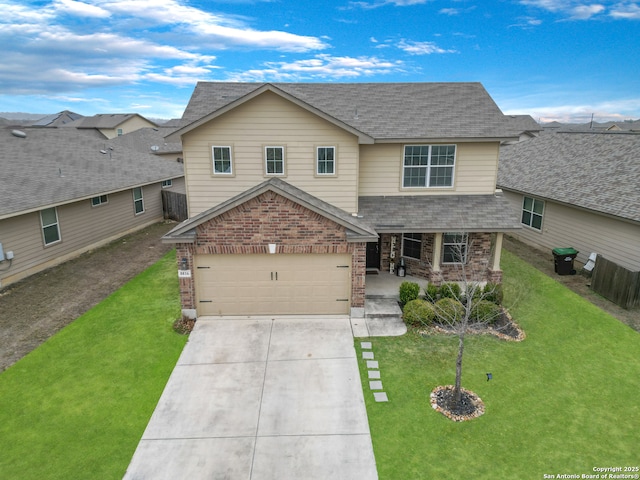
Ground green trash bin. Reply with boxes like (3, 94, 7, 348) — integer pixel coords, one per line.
(552, 248, 579, 275)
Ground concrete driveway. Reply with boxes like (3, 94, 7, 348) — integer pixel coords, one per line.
(123, 316, 378, 480)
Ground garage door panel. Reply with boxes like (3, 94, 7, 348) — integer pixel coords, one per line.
(195, 254, 351, 316)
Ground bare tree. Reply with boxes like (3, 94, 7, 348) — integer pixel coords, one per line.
(427, 232, 505, 413)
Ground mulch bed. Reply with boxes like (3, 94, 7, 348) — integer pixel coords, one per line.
(430, 385, 485, 422)
(172, 317, 195, 335)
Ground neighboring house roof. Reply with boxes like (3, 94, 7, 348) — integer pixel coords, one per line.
(497, 130, 640, 223)
(64, 113, 157, 130)
(0, 127, 184, 219)
(31, 110, 84, 127)
(110, 126, 182, 155)
(173, 82, 525, 142)
(358, 194, 521, 233)
(163, 177, 379, 243)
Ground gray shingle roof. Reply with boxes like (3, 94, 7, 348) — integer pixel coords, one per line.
(178, 82, 523, 141)
(164, 177, 378, 243)
(357, 194, 521, 232)
(0, 127, 184, 218)
(497, 131, 640, 223)
(71, 113, 156, 129)
(31, 110, 84, 127)
(110, 127, 182, 155)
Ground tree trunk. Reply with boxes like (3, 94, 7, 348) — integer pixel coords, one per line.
(452, 332, 465, 409)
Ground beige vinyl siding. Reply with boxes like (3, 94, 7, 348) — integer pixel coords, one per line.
(358, 142, 499, 196)
(0, 184, 164, 288)
(503, 190, 640, 271)
(182, 90, 359, 217)
(163, 175, 186, 194)
(99, 116, 157, 139)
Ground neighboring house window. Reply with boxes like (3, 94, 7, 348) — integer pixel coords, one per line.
(212, 146, 232, 175)
(133, 187, 144, 215)
(317, 146, 335, 175)
(117, 128, 123, 136)
(522, 196, 544, 230)
(41, 207, 61, 246)
(265, 146, 285, 175)
(161, 179, 172, 188)
(91, 195, 108, 206)
(402, 233, 422, 260)
(442, 232, 468, 264)
(403, 145, 456, 188)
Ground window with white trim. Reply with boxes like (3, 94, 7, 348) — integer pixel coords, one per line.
(403, 145, 456, 188)
(442, 232, 468, 264)
(317, 146, 335, 175)
(402, 233, 422, 260)
(521, 196, 544, 230)
(41, 207, 61, 245)
(265, 146, 285, 175)
(117, 128, 123, 136)
(133, 187, 144, 215)
(212, 146, 232, 175)
(161, 179, 172, 188)
(91, 194, 108, 206)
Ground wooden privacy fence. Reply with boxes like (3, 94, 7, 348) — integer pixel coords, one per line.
(590, 255, 640, 309)
(161, 190, 188, 222)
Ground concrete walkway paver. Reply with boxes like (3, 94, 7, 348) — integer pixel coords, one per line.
(124, 316, 377, 480)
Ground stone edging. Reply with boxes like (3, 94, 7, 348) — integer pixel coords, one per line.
(430, 385, 485, 422)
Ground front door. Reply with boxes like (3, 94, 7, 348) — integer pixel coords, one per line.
(366, 241, 381, 270)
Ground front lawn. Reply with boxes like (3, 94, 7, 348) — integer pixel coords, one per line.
(0, 252, 187, 480)
(358, 250, 639, 479)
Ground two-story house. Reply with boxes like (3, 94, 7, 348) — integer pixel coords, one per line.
(163, 82, 526, 318)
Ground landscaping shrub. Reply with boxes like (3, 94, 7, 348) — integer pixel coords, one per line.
(471, 300, 502, 324)
(483, 282, 504, 305)
(402, 299, 436, 327)
(433, 297, 465, 323)
(439, 282, 461, 300)
(424, 283, 439, 303)
(399, 281, 420, 306)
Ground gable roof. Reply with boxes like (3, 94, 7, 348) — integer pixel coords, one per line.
(31, 110, 84, 127)
(110, 126, 182, 155)
(497, 130, 640, 223)
(69, 113, 156, 130)
(163, 177, 378, 243)
(173, 82, 522, 143)
(0, 127, 184, 219)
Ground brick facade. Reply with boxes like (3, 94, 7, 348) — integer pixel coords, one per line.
(377, 232, 500, 285)
(175, 191, 366, 316)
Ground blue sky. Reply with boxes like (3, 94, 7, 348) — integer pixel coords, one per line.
(1, 0, 638, 122)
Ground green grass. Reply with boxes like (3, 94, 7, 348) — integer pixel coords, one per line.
(0, 252, 187, 480)
(358, 250, 639, 479)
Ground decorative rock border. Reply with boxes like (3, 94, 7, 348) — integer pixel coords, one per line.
(430, 385, 485, 422)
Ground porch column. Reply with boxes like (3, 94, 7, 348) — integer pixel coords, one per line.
(492, 232, 504, 271)
(433, 232, 443, 272)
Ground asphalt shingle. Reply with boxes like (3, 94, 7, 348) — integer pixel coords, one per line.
(179, 82, 526, 141)
(0, 127, 184, 218)
(497, 131, 640, 223)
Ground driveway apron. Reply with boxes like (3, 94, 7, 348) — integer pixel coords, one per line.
(123, 316, 378, 480)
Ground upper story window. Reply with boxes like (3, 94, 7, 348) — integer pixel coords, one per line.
(317, 146, 335, 175)
(91, 194, 108, 206)
(41, 207, 61, 246)
(212, 146, 233, 175)
(117, 128, 123, 136)
(403, 145, 456, 188)
(522, 196, 544, 230)
(265, 146, 285, 175)
(133, 187, 144, 215)
(402, 233, 422, 260)
(442, 232, 468, 264)
(161, 179, 172, 188)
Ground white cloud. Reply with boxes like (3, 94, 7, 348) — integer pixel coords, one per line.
(227, 54, 405, 81)
(397, 40, 458, 55)
(53, 0, 111, 18)
(610, 2, 640, 18)
(519, 0, 640, 20)
(504, 98, 640, 123)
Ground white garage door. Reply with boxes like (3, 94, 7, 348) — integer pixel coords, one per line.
(195, 254, 352, 316)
